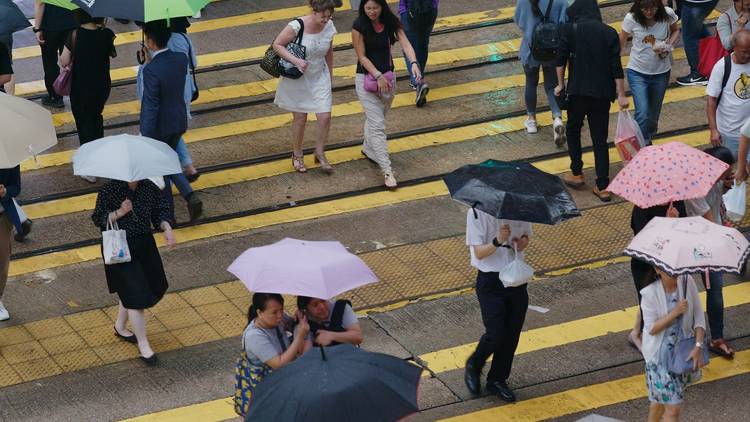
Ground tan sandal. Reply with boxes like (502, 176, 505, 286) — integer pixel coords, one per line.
(314, 153, 334, 174)
(292, 153, 307, 173)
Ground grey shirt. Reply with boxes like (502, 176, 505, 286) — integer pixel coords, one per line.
(685, 182, 724, 225)
(242, 319, 292, 367)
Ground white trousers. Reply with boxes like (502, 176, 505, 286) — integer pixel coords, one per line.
(355, 74, 395, 175)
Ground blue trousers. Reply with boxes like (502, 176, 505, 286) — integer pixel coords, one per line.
(401, 10, 438, 86)
(626, 69, 670, 145)
(681, 0, 719, 75)
(523, 64, 562, 118)
(701, 272, 725, 339)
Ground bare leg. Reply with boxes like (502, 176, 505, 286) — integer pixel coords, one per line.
(663, 404, 681, 422)
(314, 112, 332, 156)
(115, 301, 134, 337)
(127, 308, 154, 358)
(292, 112, 307, 156)
(4, 74, 15, 96)
(648, 403, 665, 422)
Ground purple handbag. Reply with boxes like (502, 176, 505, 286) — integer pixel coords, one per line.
(363, 31, 394, 93)
(53, 66, 72, 96)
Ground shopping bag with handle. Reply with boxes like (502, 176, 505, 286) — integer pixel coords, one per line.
(102, 217, 131, 265)
(615, 110, 646, 164)
(498, 245, 534, 288)
(723, 181, 747, 222)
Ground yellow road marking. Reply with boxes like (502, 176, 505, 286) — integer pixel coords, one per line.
(443, 349, 750, 421)
(49, 40, 521, 127)
(11, 0, 393, 61)
(23, 49, 699, 173)
(118, 282, 750, 422)
(11, 125, 710, 277)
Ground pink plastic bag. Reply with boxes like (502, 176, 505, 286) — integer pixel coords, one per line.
(615, 110, 646, 164)
(53, 65, 72, 97)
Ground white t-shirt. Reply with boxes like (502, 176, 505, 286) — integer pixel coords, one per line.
(706, 54, 750, 136)
(622, 8, 679, 75)
(465, 209, 532, 273)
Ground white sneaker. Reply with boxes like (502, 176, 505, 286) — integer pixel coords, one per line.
(192, 10, 202, 19)
(0, 301, 9, 321)
(524, 119, 538, 134)
(384, 173, 398, 189)
(553, 117, 566, 147)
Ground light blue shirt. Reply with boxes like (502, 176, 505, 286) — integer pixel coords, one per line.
(513, 0, 568, 66)
(137, 33, 198, 117)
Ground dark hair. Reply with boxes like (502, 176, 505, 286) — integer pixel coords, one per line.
(247, 293, 284, 324)
(637, 265, 658, 289)
(143, 20, 172, 49)
(297, 296, 312, 311)
(170, 17, 191, 34)
(630, 0, 669, 27)
(358, 0, 402, 45)
(530, 0, 543, 17)
(73, 9, 105, 26)
(704, 146, 736, 166)
(309, 0, 337, 13)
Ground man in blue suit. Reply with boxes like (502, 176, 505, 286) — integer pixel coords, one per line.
(0, 165, 22, 321)
(140, 21, 202, 222)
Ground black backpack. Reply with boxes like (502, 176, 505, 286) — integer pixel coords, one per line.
(408, 0, 435, 21)
(531, 0, 561, 62)
(308, 300, 352, 346)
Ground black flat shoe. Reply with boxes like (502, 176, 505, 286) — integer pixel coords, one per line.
(114, 328, 137, 344)
(464, 359, 481, 395)
(14, 219, 32, 242)
(140, 353, 158, 365)
(486, 380, 516, 402)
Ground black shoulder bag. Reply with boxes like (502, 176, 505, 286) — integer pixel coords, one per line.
(261, 18, 307, 79)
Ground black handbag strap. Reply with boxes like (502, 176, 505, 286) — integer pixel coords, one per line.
(293, 18, 305, 45)
(179, 33, 198, 90)
(275, 327, 288, 352)
(543, 0, 553, 21)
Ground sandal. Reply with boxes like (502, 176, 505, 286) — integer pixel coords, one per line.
(292, 153, 307, 173)
(314, 153, 334, 174)
(709, 338, 735, 359)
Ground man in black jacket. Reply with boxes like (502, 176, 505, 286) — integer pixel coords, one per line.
(554, 0, 629, 202)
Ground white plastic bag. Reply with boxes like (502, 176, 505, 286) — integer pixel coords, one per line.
(615, 110, 646, 164)
(12, 198, 27, 223)
(102, 217, 131, 265)
(723, 181, 747, 222)
(498, 245, 534, 288)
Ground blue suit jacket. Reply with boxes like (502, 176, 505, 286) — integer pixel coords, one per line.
(0, 166, 22, 233)
(139, 50, 188, 146)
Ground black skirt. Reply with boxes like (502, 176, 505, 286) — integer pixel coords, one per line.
(103, 233, 168, 310)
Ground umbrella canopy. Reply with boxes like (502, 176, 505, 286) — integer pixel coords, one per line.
(227, 238, 378, 299)
(41, 0, 78, 11)
(72, 134, 181, 181)
(0, 92, 57, 168)
(246, 345, 422, 422)
(0, 0, 31, 35)
(443, 159, 581, 225)
(624, 216, 750, 275)
(71, 0, 209, 22)
(607, 142, 729, 209)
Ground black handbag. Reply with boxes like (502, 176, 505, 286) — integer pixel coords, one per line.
(180, 33, 200, 102)
(278, 18, 306, 79)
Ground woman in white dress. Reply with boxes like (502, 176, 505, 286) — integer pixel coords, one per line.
(273, 0, 338, 174)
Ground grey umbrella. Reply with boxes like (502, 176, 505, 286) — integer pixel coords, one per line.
(246, 345, 423, 422)
(0, 0, 30, 36)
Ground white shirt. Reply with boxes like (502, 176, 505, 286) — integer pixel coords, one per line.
(706, 54, 750, 136)
(622, 8, 679, 75)
(465, 209, 532, 272)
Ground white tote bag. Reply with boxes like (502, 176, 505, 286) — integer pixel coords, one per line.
(498, 245, 534, 288)
(12, 198, 27, 223)
(723, 181, 746, 222)
(103, 217, 131, 265)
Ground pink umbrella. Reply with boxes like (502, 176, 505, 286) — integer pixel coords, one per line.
(624, 216, 750, 275)
(607, 142, 729, 209)
(227, 238, 379, 299)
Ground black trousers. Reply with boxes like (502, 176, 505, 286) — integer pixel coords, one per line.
(566, 95, 612, 190)
(468, 270, 529, 383)
(71, 97, 106, 145)
(39, 29, 71, 100)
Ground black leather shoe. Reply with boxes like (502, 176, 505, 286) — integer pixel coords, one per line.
(41, 95, 64, 108)
(140, 353, 158, 365)
(14, 219, 32, 242)
(464, 359, 481, 395)
(486, 380, 516, 402)
(114, 327, 137, 344)
(187, 193, 203, 221)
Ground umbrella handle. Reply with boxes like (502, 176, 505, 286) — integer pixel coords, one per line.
(27, 145, 38, 167)
(319, 345, 327, 361)
(471, 203, 478, 219)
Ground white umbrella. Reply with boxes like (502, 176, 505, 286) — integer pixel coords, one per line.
(72, 134, 181, 181)
(0, 92, 57, 168)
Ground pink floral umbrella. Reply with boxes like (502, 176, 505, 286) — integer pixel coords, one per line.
(607, 142, 729, 209)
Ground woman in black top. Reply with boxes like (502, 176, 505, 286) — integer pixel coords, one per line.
(91, 180, 175, 364)
(352, 0, 421, 189)
(59, 10, 116, 154)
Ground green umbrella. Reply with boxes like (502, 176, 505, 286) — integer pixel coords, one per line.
(71, 0, 209, 23)
(42, 0, 79, 11)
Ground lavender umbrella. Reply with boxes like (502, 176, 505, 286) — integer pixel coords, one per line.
(228, 238, 379, 299)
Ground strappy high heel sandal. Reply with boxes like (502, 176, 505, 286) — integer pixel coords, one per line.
(314, 153, 334, 174)
(292, 153, 307, 173)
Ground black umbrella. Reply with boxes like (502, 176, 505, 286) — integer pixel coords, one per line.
(246, 345, 422, 422)
(0, 0, 30, 35)
(443, 159, 581, 225)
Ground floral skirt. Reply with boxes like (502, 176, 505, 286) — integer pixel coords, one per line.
(645, 362, 702, 404)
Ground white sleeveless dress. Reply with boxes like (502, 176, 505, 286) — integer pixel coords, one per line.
(274, 19, 337, 114)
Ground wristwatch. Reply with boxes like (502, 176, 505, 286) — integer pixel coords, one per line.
(695, 342, 703, 349)
(32, 27, 41, 33)
(492, 237, 501, 247)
